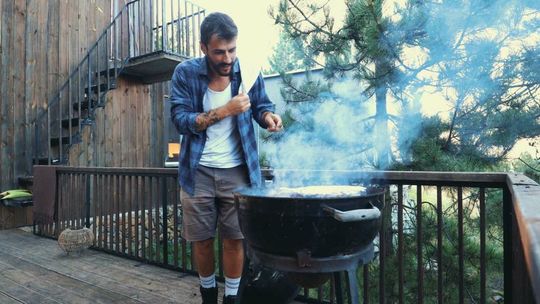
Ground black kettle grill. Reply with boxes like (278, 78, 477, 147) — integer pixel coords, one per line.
(234, 186, 385, 304)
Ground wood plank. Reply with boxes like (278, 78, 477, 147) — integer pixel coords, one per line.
(508, 176, 540, 304)
(37, 0, 49, 113)
(57, 0, 68, 85)
(97, 0, 110, 42)
(141, 81, 150, 166)
(25, 0, 40, 180)
(88, 0, 97, 53)
(13, 0, 27, 183)
(150, 83, 158, 166)
(112, 80, 121, 166)
(0, 254, 140, 304)
(127, 82, 137, 166)
(0, 206, 32, 230)
(0, 229, 201, 303)
(131, 83, 141, 166)
(119, 80, 127, 166)
(78, 0, 87, 58)
(68, 0, 78, 143)
(0, 273, 59, 304)
(105, 91, 114, 166)
(158, 83, 166, 165)
(1, 0, 14, 190)
(0, 0, 3, 191)
(46, 0, 59, 101)
(0, 290, 25, 304)
(95, 105, 105, 166)
(135, 80, 143, 166)
(25, 0, 49, 173)
(58, 0, 69, 152)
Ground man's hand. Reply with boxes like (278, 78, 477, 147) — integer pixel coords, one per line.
(224, 93, 251, 116)
(195, 93, 250, 132)
(263, 112, 283, 132)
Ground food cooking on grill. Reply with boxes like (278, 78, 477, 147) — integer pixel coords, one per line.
(266, 185, 367, 198)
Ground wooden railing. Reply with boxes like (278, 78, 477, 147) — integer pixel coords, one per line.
(33, 167, 540, 303)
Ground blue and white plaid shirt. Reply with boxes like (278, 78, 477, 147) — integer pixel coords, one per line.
(169, 57, 275, 195)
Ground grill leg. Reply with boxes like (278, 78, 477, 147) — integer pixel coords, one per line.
(346, 267, 360, 304)
(334, 272, 344, 304)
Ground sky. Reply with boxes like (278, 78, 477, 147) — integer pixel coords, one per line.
(191, 0, 282, 70)
(189, 0, 538, 160)
(189, 0, 350, 69)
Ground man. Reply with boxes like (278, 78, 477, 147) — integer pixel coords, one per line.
(169, 12, 282, 304)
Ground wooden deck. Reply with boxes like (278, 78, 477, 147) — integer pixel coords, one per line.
(0, 228, 212, 304)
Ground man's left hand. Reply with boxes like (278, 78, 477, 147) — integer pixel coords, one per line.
(263, 112, 283, 132)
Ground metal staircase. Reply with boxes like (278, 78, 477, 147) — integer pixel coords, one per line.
(32, 0, 205, 166)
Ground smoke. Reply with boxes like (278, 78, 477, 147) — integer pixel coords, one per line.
(261, 0, 539, 186)
(396, 0, 540, 158)
(261, 77, 409, 187)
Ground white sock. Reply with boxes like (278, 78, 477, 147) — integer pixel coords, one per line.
(225, 276, 241, 297)
(199, 274, 216, 289)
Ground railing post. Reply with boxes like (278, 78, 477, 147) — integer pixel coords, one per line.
(54, 170, 60, 237)
(34, 122, 38, 165)
(162, 176, 168, 265)
(503, 187, 513, 303)
(162, 0, 167, 51)
(86, 173, 91, 228)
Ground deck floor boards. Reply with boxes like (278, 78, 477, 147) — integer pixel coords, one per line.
(0, 228, 203, 303)
(0, 228, 305, 304)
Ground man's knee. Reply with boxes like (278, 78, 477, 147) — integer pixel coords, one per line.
(222, 239, 243, 252)
(195, 238, 215, 253)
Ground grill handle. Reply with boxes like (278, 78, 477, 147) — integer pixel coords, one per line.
(322, 204, 381, 222)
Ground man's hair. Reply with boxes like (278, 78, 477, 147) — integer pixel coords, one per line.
(200, 12, 238, 45)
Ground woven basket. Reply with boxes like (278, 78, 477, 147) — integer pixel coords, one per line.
(58, 228, 94, 254)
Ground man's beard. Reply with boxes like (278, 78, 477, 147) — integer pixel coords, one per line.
(208, 58, 234, 77)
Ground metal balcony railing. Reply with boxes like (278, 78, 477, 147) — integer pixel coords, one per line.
(32, 167, 540, 304)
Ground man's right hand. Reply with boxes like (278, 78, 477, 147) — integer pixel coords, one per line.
(224, 93, 251, 116)
(195, 94, 251, 132)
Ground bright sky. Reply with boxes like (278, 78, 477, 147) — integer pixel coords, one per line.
(190, 0, 538, 159)
(191, 0, 282, 69)
(190, 0, 349, 69)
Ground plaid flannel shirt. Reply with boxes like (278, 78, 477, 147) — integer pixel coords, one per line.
(169, 57, 275, 195)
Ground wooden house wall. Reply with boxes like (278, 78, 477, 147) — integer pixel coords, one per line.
(68, 77, 169, 168)
(67, 77, 175, 168)
(0, 0, 113, 190)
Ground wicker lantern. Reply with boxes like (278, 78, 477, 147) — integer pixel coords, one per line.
(58, 227, 94, 255)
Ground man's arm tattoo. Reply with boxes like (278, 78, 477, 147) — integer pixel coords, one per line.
(195, 109, 222, 132)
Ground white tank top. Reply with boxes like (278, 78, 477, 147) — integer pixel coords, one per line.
(199, 83, 244, 168)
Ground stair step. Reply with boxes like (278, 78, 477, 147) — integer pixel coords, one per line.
(50, 136, 72, 146)
(84, 82, 113, 94)
(17, 176, 33, 187)
(34, 158, 63, 165)
(73, 97, 103, 110)
(97, 67, 120, 77)
(61, 117, 80, 128)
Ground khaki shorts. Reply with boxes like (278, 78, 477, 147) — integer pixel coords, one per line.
(180, 165, 248, 242)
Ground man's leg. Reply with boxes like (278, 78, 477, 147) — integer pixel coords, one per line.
(194, 238, 216, 277)
(180, 166, 219, 304)
(194, 238, 218, 304)
(215, 165, 249, 303)
(222, 238, 243, 303)
(222, 238, 243, 277)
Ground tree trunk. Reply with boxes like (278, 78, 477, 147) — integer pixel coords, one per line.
(374, 62, 391, 169)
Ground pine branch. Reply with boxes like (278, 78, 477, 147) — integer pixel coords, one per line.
(518, 157, 540, 173)
(287, 0, 334, 36)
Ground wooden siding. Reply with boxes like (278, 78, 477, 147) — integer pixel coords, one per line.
(0, 0, 112, 190)
(68, 77, 166, 168)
